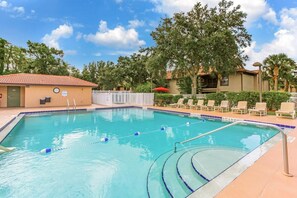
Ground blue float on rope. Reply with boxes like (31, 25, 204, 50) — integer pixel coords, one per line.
(100, 137, 109, 142)
(134, 131, 141, 136)
(40, 148, 52, 154)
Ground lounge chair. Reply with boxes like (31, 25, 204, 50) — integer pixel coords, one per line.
(275, 102, 296, 119)
(231, 101, 248, 114)
(169, 98, 184, 108)
(248, 102, 267, 116)
(214, 100, 229, 112)
(202, 100, 215, 111)
(181, 99, 193, 109)
(195, 100, 204, 110)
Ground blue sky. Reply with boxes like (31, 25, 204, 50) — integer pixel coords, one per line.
(1, 0, 297, 70)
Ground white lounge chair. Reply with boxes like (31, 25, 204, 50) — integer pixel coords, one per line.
(169, 98, 184, 108)
(248, 102, 267, 116)
(181, 99, 193, 109)
(275, 102, 296, 119)
(202, 100, 215, 111)
(214, 100, 229, 112)
(231, 101, 248, 114)
(195, 100, 204, 110)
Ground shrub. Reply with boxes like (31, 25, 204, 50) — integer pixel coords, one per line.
(262, 91, 290, 110)
(205, 91, 289, 110)
(206, 93, 226, 105)
(154, 93, 174, 106)
(172, 95, 183, 103)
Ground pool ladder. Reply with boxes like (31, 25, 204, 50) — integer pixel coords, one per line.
(174, 120, 293, 177)
(66, 98, 77, 111)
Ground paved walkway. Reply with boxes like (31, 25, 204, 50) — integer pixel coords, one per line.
(0, 105, 296, 197)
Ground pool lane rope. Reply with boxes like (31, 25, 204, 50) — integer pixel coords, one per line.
(40, 119, 205, 154)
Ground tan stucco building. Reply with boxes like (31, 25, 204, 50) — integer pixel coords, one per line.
(167, 68, 269, 94)
(0, 73, 97, 108)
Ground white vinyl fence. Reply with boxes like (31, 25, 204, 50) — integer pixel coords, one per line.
(92, 91, 154, 106)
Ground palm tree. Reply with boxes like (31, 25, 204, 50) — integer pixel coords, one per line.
(263, 53, 296, 91)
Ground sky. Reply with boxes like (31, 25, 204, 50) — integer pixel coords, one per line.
(1, 0, 297, 70)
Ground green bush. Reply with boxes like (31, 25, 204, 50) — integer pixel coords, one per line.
(154, 93, 174, 106)
(134, 82, 153, 93)
(226, 91, 259, 108)
(205, 91, 289, 110)
(206, 93, 226, 105)
(262, 91, 290, 110)
(172, 95, 183, 103)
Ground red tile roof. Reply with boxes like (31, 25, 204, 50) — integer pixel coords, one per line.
(0, 73, 97, 87)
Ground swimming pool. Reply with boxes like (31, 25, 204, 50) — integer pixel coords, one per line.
(0, 108, 279, 197)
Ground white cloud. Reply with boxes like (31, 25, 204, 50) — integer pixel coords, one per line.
(0, 0, 8, 8)
(84, 20, 145, 49)
(42, 24, 73, 49)
(150, 0, 274, 26)
(64, 50, 77, 55)
(99, 20, 108, 32)
(108, 50, 137, 56)
(128, 19, 145, 28)
(94, 52, 102, 57)
(76, 32, 83, 40)
(13, 6, 25, 14)
(244, 8, 297, 69)
(263, 8, 278, 25)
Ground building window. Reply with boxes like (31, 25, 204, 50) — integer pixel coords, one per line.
(220, 76, 229, 86)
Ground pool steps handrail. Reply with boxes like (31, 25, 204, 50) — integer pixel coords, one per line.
(0, 145, 16, 153)
(66, 99, 70, 110)
(174, 120, 293, 177)
(73, 98, 77, 110)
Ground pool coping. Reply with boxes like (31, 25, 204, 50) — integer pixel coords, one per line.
(1, 105, 295, 147)
(0, 106, 141, 143)
(146, 107, 296, 129)
(188, 132, 283, 198)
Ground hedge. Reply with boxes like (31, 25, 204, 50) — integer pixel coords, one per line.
(154, 91, 290, 110)
(205, 91, 290, 110)
(154, 94, 174, 106)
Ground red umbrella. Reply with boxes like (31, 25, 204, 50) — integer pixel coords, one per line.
(153, 87, 169, 92)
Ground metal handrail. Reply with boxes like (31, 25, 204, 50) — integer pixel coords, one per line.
(174, 120, 293, 177)
(66, 99, 70, 110)
(73, 98, 77, 110)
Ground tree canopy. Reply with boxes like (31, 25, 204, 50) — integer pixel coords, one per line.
(0, 39, 71, 76)
(263, 53, 296, 91)
(151, 0, 251, 94)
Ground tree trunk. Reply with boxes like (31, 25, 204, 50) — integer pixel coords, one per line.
(191, 75, 197, 95)
(284, 80, 289, 92)
(274, 76, 278, 91)
(273, 66, 279, 91)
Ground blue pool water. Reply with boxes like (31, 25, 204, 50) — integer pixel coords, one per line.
(0, 108, 278, 197)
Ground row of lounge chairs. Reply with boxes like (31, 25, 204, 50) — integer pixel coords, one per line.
(169, 98, 296, 119)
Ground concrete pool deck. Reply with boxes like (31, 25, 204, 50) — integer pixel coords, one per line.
(0, 105, 296, 197)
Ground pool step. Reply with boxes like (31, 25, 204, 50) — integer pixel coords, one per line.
(147, 147, 248, 197)
(162, 151, 193, 197)
(192, 148, 247, 180)
(147, 152, 172, 198)
(176, 148, 208, 191)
